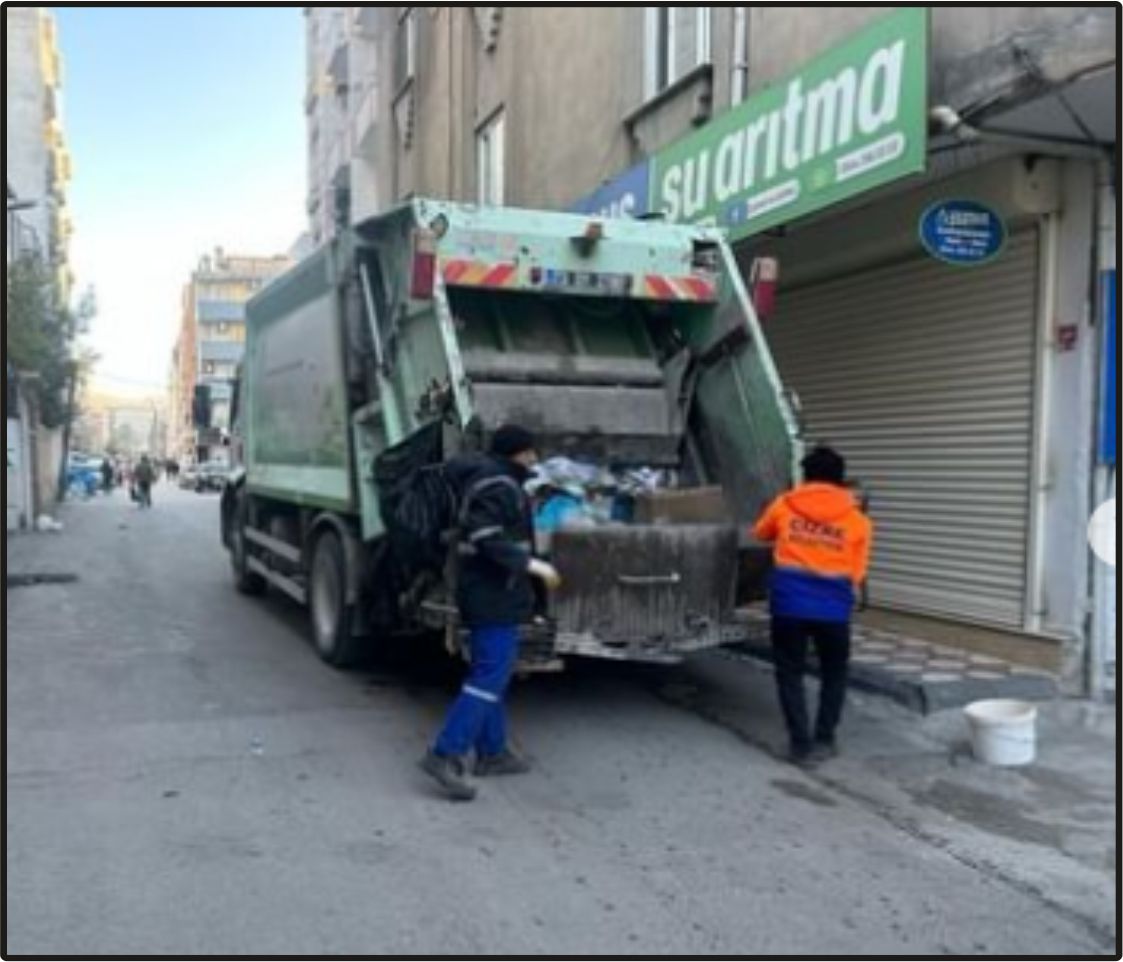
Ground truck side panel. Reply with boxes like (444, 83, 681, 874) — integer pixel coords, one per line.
(245, 245, 355, 512)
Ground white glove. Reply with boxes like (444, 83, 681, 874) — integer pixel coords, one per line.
(527, 558, 562, 591)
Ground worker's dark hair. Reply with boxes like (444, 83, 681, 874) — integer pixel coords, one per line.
(489, 424, 536, 459)
(801, 446, 846, 484)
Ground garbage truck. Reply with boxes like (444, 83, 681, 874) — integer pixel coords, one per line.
(220, 198, 799, 669)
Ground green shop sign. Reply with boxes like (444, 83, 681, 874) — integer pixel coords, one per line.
(650, 8, 928, 240)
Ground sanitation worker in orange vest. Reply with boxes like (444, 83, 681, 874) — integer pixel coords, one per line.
(753, 446, 873, 767)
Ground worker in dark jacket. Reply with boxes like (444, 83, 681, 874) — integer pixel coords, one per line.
(753, 446, 873, 767)
(420, 424, 561, 801)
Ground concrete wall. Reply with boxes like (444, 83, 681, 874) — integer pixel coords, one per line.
(745, 7, 1115, 108)
(34, 424, 63, 516)
(1036, 162, 1096, 670)
(6, 390, 35, 532)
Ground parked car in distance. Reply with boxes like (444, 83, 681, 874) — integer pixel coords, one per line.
(66, 454, 103, 497)
(194, 460, 230, 492)
(178, 463, 199, 490)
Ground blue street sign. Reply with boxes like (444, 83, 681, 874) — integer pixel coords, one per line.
(919, 199, 1006, 266)
(570, 162, 652, 220)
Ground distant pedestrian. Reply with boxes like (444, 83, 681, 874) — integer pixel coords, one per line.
(419, 424, 562, 801)
(166, 458, 179, 482)
(752, 446, 873, 767)
(133, 454, 155, 508)
(100, 457, 114, 492)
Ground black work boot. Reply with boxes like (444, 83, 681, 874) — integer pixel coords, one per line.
(474, 749, 532, 777)
(787, 742, 816, 769)
(809, 739, 838, 764)
(419, 750, 477, 801)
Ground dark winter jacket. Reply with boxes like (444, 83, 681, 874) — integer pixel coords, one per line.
(444, 452, 535, 627)
(134, 459, 155, 486)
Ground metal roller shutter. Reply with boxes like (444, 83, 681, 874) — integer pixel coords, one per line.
(766, 229, 1039, 627)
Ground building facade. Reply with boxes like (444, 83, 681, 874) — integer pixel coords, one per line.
(309, 7, 1116, 694)
(70, 387, 167, 461)
(169, 249, 292, 465)
(304, 7, 380, 246)
(5, 6, 73, 298)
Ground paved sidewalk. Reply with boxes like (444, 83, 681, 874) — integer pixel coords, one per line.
(734, 607, 1059, 713)
(654, 648, 1117, 948)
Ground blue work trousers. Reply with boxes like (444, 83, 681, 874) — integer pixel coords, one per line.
(433, 624, 518, 759)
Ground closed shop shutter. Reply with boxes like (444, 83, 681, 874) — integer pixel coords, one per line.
(766, 229, 1038, 627)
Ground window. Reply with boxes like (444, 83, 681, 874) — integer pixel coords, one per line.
(644, 7, 711, 99)
(393, 7, 416, 92)
(476, 109, 505, 206)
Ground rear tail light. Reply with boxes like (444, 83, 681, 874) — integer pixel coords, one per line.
(749, 257, 779, 320)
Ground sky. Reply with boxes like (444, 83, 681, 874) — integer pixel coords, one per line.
(53, 6, 307, 397)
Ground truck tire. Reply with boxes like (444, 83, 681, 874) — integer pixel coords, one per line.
(229, 495, 266, 596)
(309, 529, 364, 667)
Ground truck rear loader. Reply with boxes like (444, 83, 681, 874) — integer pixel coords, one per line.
(220, 199, 799, 669)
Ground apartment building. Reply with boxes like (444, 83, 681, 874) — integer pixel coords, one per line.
(306, 7, 1116, 694)
(304, 7, 379, 245)
(170, 249, 292, 464)
(5, 6, 74, 298)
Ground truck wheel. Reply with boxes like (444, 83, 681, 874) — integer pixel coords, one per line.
(309, 530, 364, 667)
(230, 496, 266, 596)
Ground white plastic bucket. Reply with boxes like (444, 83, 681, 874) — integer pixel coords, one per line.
(963, 699, 1038, 766)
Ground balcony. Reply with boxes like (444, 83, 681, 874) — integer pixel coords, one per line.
(200, 380, 233, 403)
(45, 117, 64, 149)
(305, 75, 319, 115)
(198, 340, 245, 365)
(196, 298, 245, 323)
(327, 40, 349, 93)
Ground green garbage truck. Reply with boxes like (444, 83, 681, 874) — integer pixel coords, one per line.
(220, 198, 798, 669)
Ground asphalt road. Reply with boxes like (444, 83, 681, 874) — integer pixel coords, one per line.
(5, 483, 1114, 955)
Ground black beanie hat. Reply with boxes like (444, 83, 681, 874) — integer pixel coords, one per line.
(489, 424, 536, 458)
(801, 445, 846, 484)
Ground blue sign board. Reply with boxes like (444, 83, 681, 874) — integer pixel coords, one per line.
(570, 162, 652, 220)
(1101, 270, 1117, 466)
(919, 199, 1006, 266)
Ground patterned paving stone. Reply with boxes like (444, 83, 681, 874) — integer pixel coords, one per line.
(928, 659, 969, 671)
(967, 654, 1007, 666)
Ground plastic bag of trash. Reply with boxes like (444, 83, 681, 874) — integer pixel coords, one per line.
(531, 457, 600, 492)
(535, 491, 595, 533)
(615, 467, 666, 494)
(35, 514, 64, 533)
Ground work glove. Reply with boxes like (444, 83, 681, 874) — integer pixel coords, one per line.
(527, 558, 562, 591)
